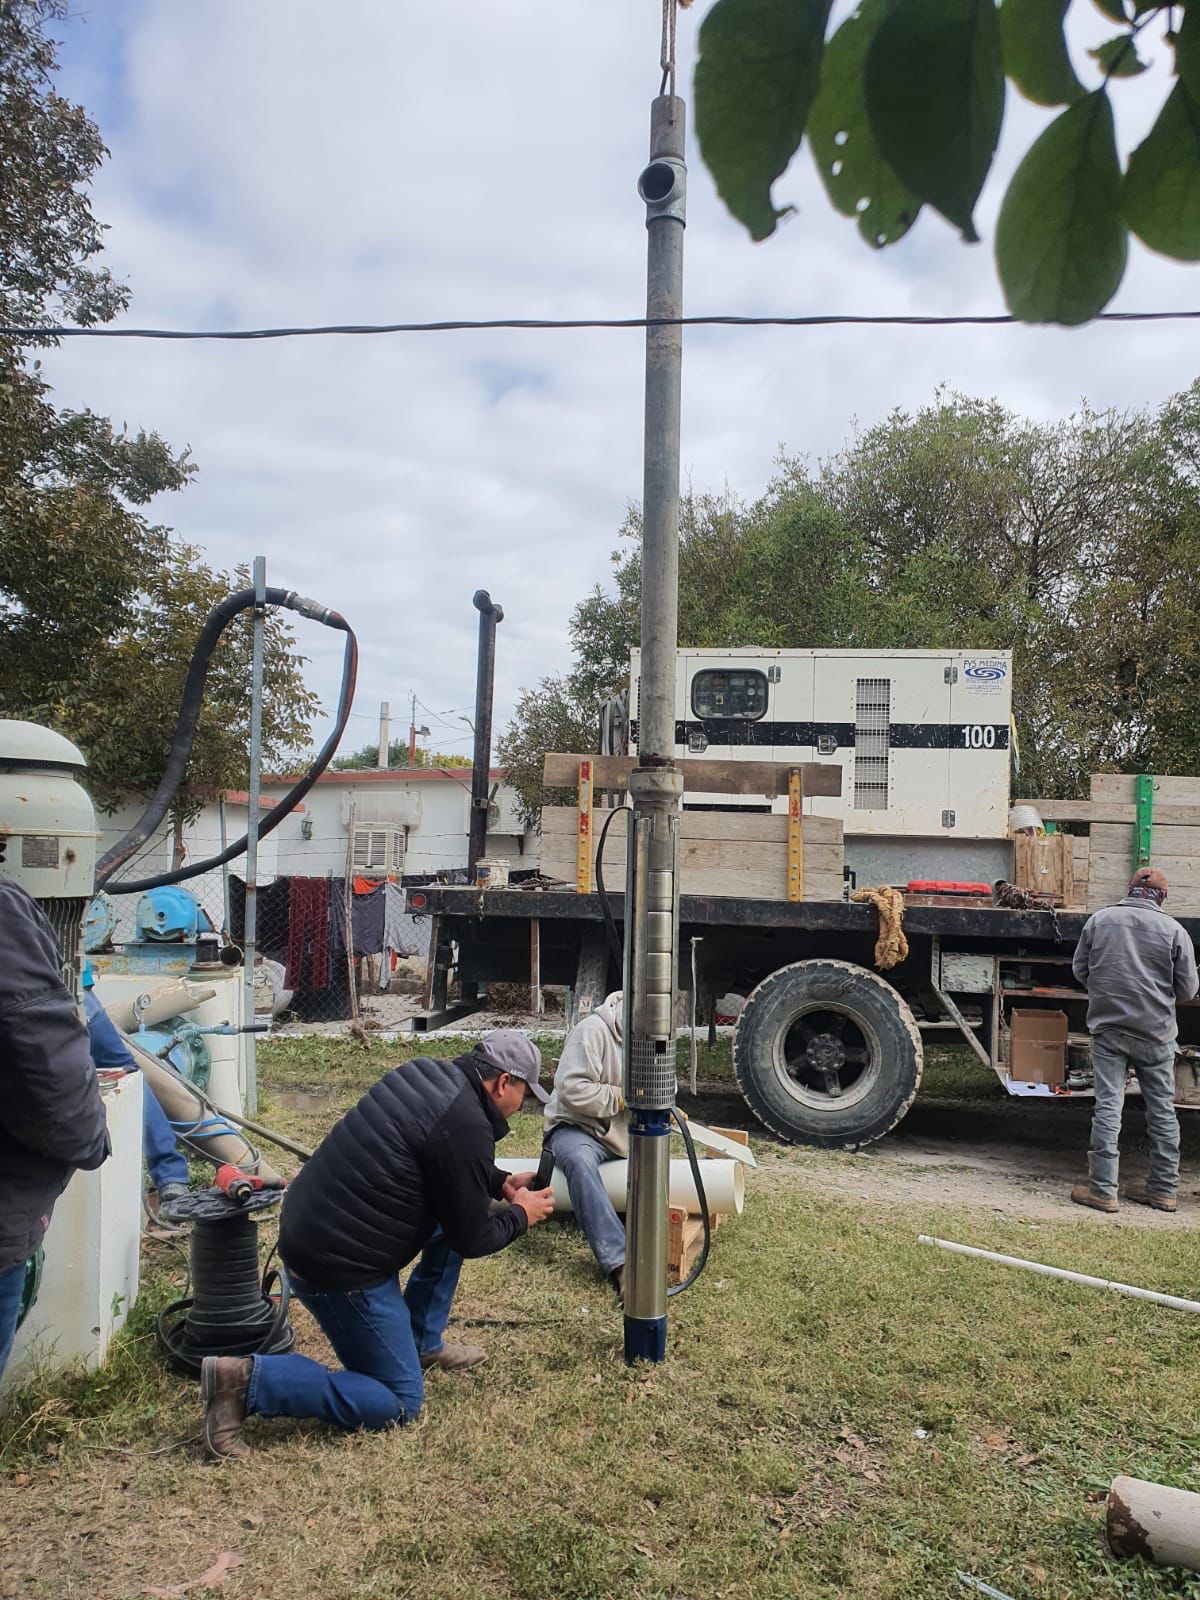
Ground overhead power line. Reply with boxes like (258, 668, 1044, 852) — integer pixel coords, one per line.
(3, 309, 1200, 341)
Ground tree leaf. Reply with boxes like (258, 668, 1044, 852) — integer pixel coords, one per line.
(1123, 83, 1200, 260)
(1089, 33, 1148, 76)
(1172, 9, 1200, 103)
(864, 0, 1005, 242)
(808, 0, 922, 247)
(695, 0, 834, 241)
(996, 89, 1127, 322)
(1089, 0, 1127, 22)
(999, 0, 1083, 106)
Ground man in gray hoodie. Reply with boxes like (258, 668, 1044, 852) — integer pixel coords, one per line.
(543, 992, 627, 1300)
(1070, 866, 1198, 1213)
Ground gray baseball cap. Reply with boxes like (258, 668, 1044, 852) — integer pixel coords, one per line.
(475, 1030, 549, 1103)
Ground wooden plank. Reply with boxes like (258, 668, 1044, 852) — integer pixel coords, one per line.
(576, 758, 593, 894)
(1018, 799, 1200, 825)
(1094, 822, 1200, 856)
(541, 807, 841, 846)
(1091, 774, 1200, 804)
(543, 752, 843, 797)
(787, 768, 804, 902)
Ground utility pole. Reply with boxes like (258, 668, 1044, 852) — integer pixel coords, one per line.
(468, 590, 503, 879)
(407, 693, 429, 768)
(377, 701, 390, 769)
(623, 72, 686, 1364)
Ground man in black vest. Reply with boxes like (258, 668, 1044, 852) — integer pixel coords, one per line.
(201, 1031, 553, 1457)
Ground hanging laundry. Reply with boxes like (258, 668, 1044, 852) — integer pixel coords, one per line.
(287, 877, 331, 988)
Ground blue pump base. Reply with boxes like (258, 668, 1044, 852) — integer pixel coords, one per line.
(623, 1314, 667, 1365)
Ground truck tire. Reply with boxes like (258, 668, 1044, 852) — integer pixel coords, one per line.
(733, 959, 922, 1148)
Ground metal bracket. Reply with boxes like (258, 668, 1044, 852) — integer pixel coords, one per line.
(1134, 774, 1154, 871)
(928, 936, 992, 1069)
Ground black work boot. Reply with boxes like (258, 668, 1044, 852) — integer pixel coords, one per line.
(201, 1356, 252, 1460)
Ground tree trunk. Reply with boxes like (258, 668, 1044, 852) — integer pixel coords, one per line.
(171, 815, 186, 872)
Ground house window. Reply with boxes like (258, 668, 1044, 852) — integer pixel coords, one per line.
(691, 668, 768, 721)
(351, 826, 405, 876)
(853, 678, 891, 810)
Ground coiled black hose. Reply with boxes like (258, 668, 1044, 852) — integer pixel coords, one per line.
(96, 586, 358, 893)
(156, 1213, 293, 1376)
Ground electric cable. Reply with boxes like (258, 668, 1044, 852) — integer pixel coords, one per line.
(6, 310, 1200, 340)
(96, 586, 358, 893)
(594, 805, 632, 971)
(667, 1106, 711, 1296)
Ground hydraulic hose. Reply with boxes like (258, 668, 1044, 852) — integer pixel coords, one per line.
(96, 586, 358, 892)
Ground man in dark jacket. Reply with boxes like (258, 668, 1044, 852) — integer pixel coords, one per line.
(201, 1030, 555, 1457)
(1071, 866, 1199, 1214)
(0, 880, 110, 1377)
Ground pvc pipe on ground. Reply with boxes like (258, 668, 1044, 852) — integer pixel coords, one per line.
(494, 1155, 744, 1216)
(1107, 1477, 1200, 1571)
(919, 1236, 1200, 1314)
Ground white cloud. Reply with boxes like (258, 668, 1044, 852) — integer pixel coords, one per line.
(42, 0, 1200, 755)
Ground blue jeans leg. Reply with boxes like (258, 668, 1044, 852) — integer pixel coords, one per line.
(0, 1261, 26, 1380)
(403, 1230, 464, 1356)
(142, 1085, 190, 1192)
(546, 1125, 626, 1274)
(248, 1275, 424, 1431)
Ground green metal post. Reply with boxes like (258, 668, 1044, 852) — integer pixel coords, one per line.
(1133, 774, 1154, 871)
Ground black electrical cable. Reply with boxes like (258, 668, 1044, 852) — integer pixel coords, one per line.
(594, 805, 632, 972)
(6, 310, 1200, 341)
(156, 1212, 293, 1376)
(96, 586, 358, 893)
(668, 1107, 711, 1297)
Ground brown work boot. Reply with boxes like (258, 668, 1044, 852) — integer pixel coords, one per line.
(419, 1342, 486, 1372)
(1070, 1183, 1118, 1213)
(201, 1356, 252, 1460)
(608, 1264, 626, 1307)
(1124, 1180, 1178, 1213)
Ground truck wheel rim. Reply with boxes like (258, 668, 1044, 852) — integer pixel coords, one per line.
(772, 1006, 882, 1112)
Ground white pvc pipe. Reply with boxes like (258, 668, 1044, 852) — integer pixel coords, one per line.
(494, 1155, 744, 1216)
(1108, 1477, 1200, 1571)
(919, 1235, 1200, 1314)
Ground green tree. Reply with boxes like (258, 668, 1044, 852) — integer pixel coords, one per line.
(0, 2, 316, 839)
(693, 0, 1200, 323)
(333, 742, 471, 771)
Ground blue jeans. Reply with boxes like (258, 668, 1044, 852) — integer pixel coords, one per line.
(1089, 1027, 1181, 1198)
(0, 1260, 27, 1379)
(545, 1124, 626, 1274)
(247, 1233, 463, 1430)
(85, 989, 188, 1192)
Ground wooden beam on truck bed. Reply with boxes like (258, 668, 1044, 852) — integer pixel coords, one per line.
(542, 752, 843, 797)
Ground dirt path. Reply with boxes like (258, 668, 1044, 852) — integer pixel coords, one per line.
(685, 1087, 1200, 1230)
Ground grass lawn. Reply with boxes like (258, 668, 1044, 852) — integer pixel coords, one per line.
(1, 1039, 1198, 1599)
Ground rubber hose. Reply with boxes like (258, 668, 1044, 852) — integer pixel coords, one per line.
(156, 1213, 293, 1375)
(96, 586, 358, 891)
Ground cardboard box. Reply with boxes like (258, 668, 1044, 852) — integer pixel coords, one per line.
(1009, 1007, 1068, 1085)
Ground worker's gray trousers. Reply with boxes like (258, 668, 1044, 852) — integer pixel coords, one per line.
(1088, 1027, 1180, 1198)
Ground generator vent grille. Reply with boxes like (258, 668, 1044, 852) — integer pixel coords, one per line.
(854, 678, 891, 810)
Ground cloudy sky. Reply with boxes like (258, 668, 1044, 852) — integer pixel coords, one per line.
(44, 1, 1198, 759)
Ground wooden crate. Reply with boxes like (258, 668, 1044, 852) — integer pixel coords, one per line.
(539, 805, 845, 901)
(1087, 775, 1200, 915)
(1012, 833, 1075, 906)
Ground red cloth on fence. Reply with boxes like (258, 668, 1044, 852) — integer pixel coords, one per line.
(287, 877, 330, 988)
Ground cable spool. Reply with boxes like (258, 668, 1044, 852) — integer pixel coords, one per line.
(155, 1189, 293, 1375)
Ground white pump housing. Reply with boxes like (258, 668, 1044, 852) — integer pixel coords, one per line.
(0, 719, 97, 898)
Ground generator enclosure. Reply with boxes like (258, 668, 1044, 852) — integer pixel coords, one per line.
(623, 648, 1013, 838)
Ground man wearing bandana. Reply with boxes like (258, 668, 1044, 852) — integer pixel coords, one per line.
(1070, 866, 1198, 1213)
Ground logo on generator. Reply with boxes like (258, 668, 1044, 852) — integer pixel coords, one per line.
(963, 658, 1007, 693)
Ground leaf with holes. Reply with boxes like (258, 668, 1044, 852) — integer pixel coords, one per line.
(808, 0, 922, 247)
(695, 0, 834, 240)
(1089, 33, 1148, 75)
(1124, 83, 1200, 260)
(864, 0, 1004, 242)
(999, 0, 1083, 106)
(996, 89, 1127, 322)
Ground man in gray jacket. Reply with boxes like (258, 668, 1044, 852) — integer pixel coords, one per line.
(0, 879, 110, 1375)
(543, 992, 627, 1301)
(1071, 866, 1198, 1213)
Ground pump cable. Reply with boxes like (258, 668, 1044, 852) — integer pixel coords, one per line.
(96, 586, 358, 893)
